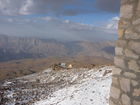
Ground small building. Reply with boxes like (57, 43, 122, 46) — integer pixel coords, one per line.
(60, 63, 66, 68)
(52, 63, 73, 70)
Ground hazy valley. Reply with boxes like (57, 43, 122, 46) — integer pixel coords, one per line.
(0, 34, 115, 80)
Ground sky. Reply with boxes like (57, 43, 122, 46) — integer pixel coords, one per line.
(0, 0, 120, 42)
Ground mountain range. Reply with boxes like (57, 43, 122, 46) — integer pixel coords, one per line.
(0, 34, 115, 62)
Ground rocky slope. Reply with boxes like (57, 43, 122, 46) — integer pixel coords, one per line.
(0, 66, 113, 105)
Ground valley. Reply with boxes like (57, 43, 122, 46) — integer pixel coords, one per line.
(0, 34, 115, 80)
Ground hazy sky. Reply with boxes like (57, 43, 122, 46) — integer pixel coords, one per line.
(0, 0, 120, 41)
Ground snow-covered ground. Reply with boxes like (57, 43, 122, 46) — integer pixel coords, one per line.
(0, 66, 112, 105)
(34, 66, 112, 105)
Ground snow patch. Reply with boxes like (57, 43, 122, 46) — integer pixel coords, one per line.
(34, 66, 112, 105)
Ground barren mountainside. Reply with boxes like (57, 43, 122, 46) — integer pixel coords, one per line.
(0, 34, 115, 62)
(0, 66, 113, 105)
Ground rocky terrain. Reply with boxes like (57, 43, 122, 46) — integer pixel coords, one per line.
(0, 56, 113, 81)
(0, 66, 113, 105)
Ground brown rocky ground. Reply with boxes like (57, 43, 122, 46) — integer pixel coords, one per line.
(0, 56, 113, 81)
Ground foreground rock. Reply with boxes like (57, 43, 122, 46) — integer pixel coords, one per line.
(0, 66, 113, 105)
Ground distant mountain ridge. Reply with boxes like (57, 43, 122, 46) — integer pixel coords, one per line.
(0, 34, 115, 62)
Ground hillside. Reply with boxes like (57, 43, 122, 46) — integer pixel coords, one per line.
(0, 56, 113, 81)
(0, 66, 112, 105)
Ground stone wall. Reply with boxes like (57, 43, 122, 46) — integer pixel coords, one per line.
(110, 0, 140, 105)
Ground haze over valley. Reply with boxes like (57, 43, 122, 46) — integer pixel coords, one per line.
(0, 34, 115, 80)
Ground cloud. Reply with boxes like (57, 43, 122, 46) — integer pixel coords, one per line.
(19, 0, 34, 15)
(106, 16, 119, 30)
(0, 0, 93, 16)
(42, 16, 54, 21)
(95, 0, 120, 13)
(0, 0, 120, 16)
(0, 16, 117, 42)
(0, 0, 24, 15)
(63, 20, 71, 24)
